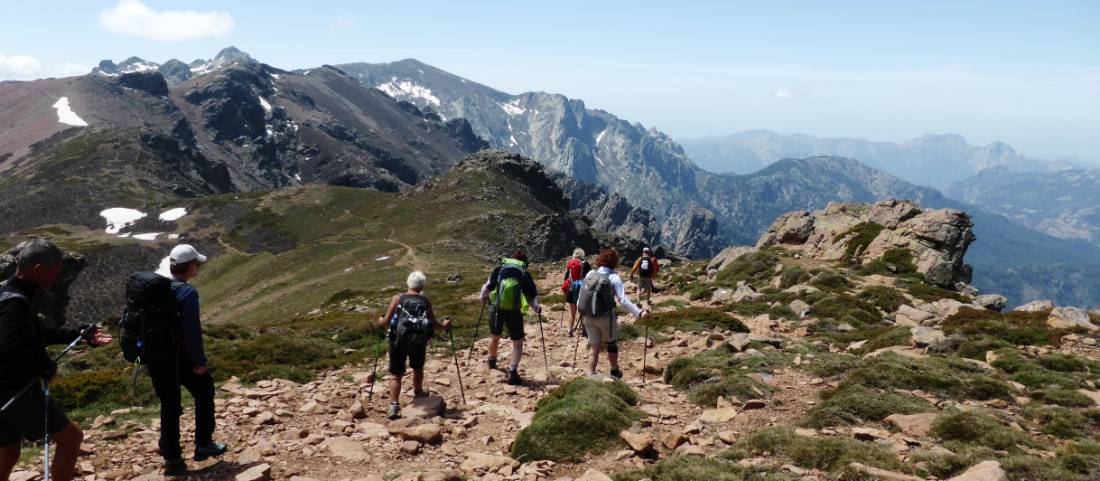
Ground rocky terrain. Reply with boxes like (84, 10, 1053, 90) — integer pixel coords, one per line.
(679, 130, 1078, 188)
(7, 197, 1100, 481)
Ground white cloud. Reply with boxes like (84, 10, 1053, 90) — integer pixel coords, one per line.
(99, 0, 234, 42)
(330, 16, 357, 31)
(0, 53, 43, 80)
(0, 54, 88, 80)
(774, 89, 794, 100)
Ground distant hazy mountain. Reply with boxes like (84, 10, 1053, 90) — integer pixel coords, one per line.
(679, 129, 1078, 189)
(947, 168, 1100, 245)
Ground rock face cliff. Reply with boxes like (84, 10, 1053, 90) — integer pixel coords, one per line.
(757, 199, 975, 287)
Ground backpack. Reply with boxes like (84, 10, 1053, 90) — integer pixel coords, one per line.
(639, 256, 654, 278)
(394, 294, 433, 347)
(119, 272, 180, 364)
(577, 270, 616, 317)
(561, 258, 584, 293)
(492, 258, 527, 312)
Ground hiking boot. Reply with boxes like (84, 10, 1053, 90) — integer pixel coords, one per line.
(507, 369, 523, 386)
(610, 368, 623, 379)
(194, 442, 227, 461)
(164, 457, 186, 476)
(487, 357, 498, 370)
(388, 402, 401, 420)
(413, 390, 429, 399)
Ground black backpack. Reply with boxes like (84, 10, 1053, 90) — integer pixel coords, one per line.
(578, 270, 616, 317)
(639, 256, 654, 278)
(119, 272, 180, 363)
(394, 294, 433, 347)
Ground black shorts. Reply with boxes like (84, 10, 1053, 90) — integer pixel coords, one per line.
(566, 283, 582, 305)
(389, 340, 427, 376)
(0, 385, 71, 445)
(489, 307, 525, 340)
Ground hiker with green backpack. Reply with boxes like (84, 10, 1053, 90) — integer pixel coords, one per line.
(578, 248, 649, 378)
(376, 271, 451, 419)
(479, 251, 541, 386)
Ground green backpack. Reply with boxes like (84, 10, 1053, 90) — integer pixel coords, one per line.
(492, 258, 528, 312)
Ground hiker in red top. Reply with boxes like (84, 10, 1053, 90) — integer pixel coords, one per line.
(560, 248, 592, 337)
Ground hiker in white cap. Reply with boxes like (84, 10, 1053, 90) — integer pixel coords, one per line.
(147, 244, 227, 475)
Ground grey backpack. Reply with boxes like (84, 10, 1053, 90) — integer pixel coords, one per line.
(577, 270, 615, 317)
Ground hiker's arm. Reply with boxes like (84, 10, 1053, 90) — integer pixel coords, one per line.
(479, 268, 498, 303)
(522, 274, 541, 312)
(629, 259, 640, 278)
(613, 276, 643, 316)
(178, 289, 209, 367)
(377, 295, 399, 329)
(427, 301, 451, 330)
(41, 323, 81, 345)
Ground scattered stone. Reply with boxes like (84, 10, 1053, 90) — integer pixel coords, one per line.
(460, 452, 519, 473)
(576, 469, 613, 481)
(947, 460, 1006, 481)
(674, 443, 706, 457)
(619, 430, 656, 456)
(662, 431, 688, 449)
(710, 288, 735, 304)
(789, 299, 811, 316)
(9, 472, 41, 481)
(847, 463, 924, 481)
(699, 407, 738, 423)
(742, 399, 766, 410)
(401, 440, 422, 455)
(975, 294, 1007, 312)
(910, 326, 949, 349)
(896, 305, 934, 326)
(322, 437, 370, 461)
(405, 395, 446, 418)
(396, 423, 443, 444)
(852, 427, 891, 441)
(235, 463, 272, 481)
(884, 413, 939, 437)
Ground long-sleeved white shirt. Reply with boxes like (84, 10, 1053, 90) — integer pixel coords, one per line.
(597, 266, 643, 317)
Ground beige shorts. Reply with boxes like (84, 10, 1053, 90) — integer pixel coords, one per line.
(583, 314, 618, 346)
(637, 277, 654, 292)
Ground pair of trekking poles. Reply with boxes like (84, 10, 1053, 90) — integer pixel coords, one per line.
(0, 324, 99, 481)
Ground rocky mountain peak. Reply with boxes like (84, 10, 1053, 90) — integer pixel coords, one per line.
(757, 199, 975, 287)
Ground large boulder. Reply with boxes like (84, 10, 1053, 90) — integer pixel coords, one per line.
(975, 294, 1008, 312)
(1014, 300, 1053, 312)
(947, 460, 1006, 481)
(757, 199, 975, 287)
(1048, 307, 1098, 331)
(707, 246, 757, 275)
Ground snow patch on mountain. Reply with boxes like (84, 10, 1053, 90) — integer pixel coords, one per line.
(159, 207, 188, 222)
(51, 97, 88, 127)
(100, 208, 146, 234)
(259, 96, 272, 112)
(377, 78, 441, 106)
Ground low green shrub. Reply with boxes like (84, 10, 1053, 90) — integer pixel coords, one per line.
(715, 251, 781, 288)
(811, 271, 853, 292)
(664, 348, 785, 406)
(801, 385, 934, 428)
(943, 308, 1061, 348)
(834, 222, 884, 258)
(839, 353, 1013, 401)
(857, 286, 905, 313)
(639, 306, 749, 333)
(732, 426, 903, 472)
(1058, 439, 1100, 474)
(811, 293, 882, 327)
(613, 456, 796, 481)
(931, 411, 1037, 451)
(511, 378, 641, 462)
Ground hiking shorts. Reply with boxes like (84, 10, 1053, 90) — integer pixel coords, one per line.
(566, 283, 582, 305)
(389, 341, 427, 376)
(0, 385, 71, 445)
(489, 307, 525, 340)
(638, 276, 654, 293)
(583, 314, 618, 347)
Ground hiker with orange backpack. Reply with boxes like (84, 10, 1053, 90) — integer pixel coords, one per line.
(629, 247, 659, 305)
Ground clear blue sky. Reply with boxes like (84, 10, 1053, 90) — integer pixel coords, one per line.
(2, 0, 1098, 161)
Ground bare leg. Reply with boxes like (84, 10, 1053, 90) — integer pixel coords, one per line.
(510, 340, 524, 370)
(568, 304, 578, 333)
(0, 442, 20, 480)
(412, 369, 424, 394)
(51, 422, 83, 481)
(588, 344, 602, 375)
(389, 375, 403, 404)
(488, 335, 501, 363)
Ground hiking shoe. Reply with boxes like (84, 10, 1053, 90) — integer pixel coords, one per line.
(194, 442, 227, 461)
(164, 457, 186, 476)
(487, 357, 498, 370)
(388, 403, 401, 420)
(610, 368, 623, 379)
(507, 369, 523, 386)
(413, 390, 429, 399)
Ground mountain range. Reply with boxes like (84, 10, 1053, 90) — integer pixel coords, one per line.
(679, 129, 1081, 189)
(0, 47, 1098, 307)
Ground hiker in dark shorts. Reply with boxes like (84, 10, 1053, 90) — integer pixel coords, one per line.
(0, 240, 111, 481)
(560, 248, 591, 337)
(480, 251, 541, 385)
(377, 271, 451, 419)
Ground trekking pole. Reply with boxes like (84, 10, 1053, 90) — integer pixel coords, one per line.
(446, 322, 467, 405)
(641, 324, 650, 385)
(571, 316, 583, 369)
(2, 324, 98, 413)
(559, 307, 565, 330)
(536, 311, 551, 381)
(466, 302, 486, 362)
(366, 330, 384, 406)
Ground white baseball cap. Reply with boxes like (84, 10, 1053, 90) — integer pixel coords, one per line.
(169, 244, 208, 265)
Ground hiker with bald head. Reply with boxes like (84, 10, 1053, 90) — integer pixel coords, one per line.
(0, 240, 111, 481)
(377, 271, 452, 419)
